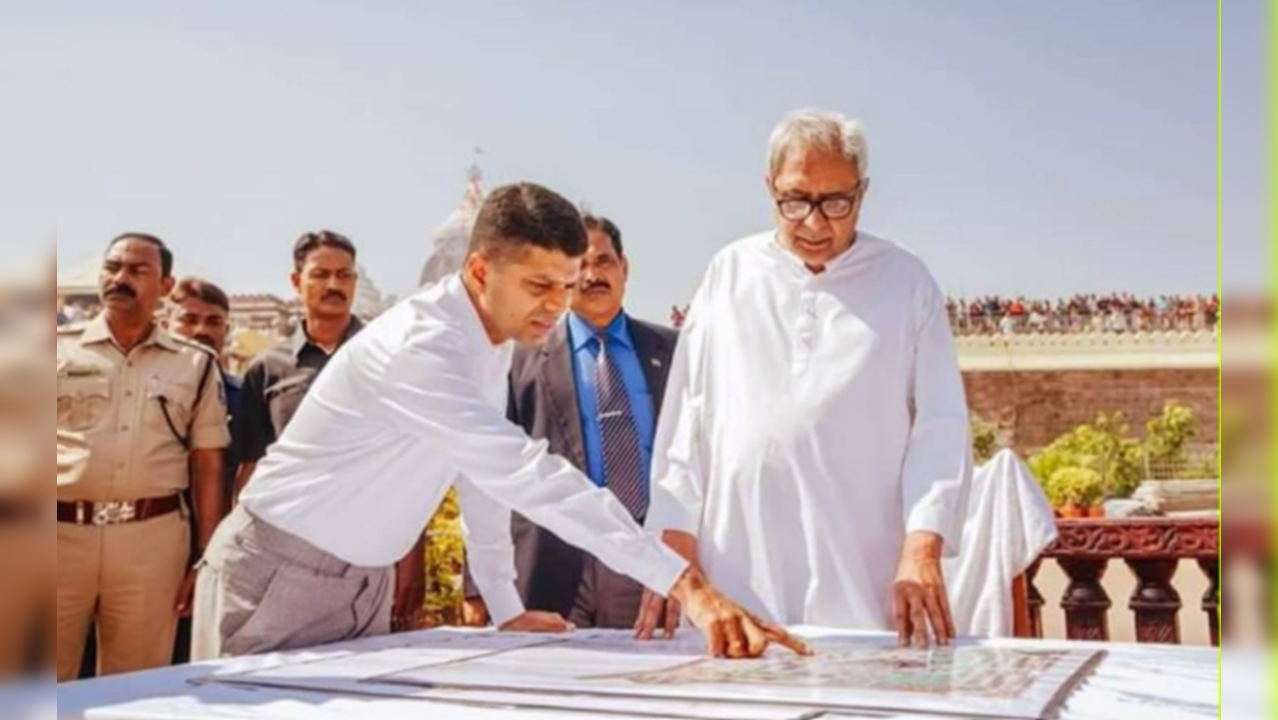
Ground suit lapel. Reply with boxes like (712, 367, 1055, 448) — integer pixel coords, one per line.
(542, 324, 589, 470)
(630, 320, 672, 417)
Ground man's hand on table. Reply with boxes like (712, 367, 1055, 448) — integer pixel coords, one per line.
(461, 597, 491, 628)
(892, 530, 956, 648)
(634, 588, 682, 640)
(499, 611, 575, 633)
(634, 529, 694, 641)
(634, 529, 810, 659)
(666, 567, 812, 659)
(462, 595, 570, 633)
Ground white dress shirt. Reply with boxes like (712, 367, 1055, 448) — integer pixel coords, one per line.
(647, 231, 971, 630)
(240, 274, 689, 627)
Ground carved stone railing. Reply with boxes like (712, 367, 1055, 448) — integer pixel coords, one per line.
(1017, 518, 1219, 645)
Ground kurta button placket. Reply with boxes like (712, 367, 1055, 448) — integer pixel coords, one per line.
(793, 278, 819, 375)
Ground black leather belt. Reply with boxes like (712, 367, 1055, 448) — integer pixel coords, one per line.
(56, 496, 182, 526)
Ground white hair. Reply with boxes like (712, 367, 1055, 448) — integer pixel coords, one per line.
(767, 108, 869, 180)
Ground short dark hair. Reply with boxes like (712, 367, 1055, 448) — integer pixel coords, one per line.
(469, 183, 588, 261)
(170, 277, 230, 313)
(107, 233, 174, 278)
(293, 230, 358, 272)
(581, 214, 624, 258)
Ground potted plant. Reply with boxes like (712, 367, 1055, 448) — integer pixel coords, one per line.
(1030, 412, 1145, 518)
(1046, 467, 1105, 519)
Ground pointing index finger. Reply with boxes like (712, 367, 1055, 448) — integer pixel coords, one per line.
(756, 620, 813, 657)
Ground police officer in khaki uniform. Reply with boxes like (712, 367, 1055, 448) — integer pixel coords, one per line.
(56, 234, 229, 681)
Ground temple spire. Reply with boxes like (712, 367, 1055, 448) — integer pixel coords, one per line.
(419, 158, 488, 288)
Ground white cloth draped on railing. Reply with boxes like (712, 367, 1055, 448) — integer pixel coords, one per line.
(946, 449, 1058, 637)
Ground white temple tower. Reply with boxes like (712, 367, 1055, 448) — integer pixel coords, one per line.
(419, 162, 485, 288)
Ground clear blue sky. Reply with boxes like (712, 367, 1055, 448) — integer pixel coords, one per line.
(30, 1, 1230, 321)
(1223, 0, 1267, 295)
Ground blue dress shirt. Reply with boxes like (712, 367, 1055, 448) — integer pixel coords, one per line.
(567, 311, 655, 500)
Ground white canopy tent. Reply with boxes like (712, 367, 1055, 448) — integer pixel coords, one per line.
(57, 257, 100, 299)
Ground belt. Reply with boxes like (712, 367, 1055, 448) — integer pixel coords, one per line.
(56, 496, 182, 526)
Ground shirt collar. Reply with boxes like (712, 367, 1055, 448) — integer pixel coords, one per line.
(568, 311, 631, 352)
(444, 272, 514, 364)
(291, 315, 363, 357)
(767, 231, 865, 277)
(82, 314, 181, 353)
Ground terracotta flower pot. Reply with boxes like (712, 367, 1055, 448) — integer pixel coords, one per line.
(1058, 504, 1087, 520)
(1087, 505, 1106, 518)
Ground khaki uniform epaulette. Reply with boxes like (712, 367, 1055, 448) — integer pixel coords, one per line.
(172, 334, 219, 359)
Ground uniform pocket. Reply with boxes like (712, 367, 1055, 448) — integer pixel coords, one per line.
(61, 378, 111, 431)
(147, 379, 194, 437)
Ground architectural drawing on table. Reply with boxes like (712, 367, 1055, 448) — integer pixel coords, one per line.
(204, 631, 1104, 720)
(592, 647, 1071, 700)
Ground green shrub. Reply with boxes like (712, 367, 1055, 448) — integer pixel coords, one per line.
(971, 415, 1001, 465)
(1029, 412, 1143, 503)
(422, 487, 464, 627)
(1143, 401, 1198, 479)
(1044, 467, 1104, 508)
(1029, 401, 1214, 506)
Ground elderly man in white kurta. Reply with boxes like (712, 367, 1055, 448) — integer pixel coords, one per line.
(637, 109, 972, 648)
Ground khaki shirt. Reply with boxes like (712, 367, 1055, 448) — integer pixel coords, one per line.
(56, 315, 230, 502)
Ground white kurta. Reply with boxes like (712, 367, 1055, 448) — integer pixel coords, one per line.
(647, 231, 972, 630)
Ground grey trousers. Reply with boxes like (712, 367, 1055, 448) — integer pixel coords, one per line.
(567, 555, 646, 630)
(191, 506, 393, 661)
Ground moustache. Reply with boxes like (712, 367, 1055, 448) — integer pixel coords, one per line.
(322, 291, 348, 302)
(581, 280, 611, 293)
(104, 285, 137, 299)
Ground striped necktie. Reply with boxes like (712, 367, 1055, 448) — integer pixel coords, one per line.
(595, 332, 647, 520)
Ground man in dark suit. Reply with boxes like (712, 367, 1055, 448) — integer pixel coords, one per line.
(463, 214, 676, 630)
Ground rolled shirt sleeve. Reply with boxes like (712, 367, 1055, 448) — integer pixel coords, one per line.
(379, 339, 690, 600)
(900, 278, 972, 557)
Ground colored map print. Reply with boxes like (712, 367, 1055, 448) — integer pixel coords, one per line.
(596, 647, 1070, 700)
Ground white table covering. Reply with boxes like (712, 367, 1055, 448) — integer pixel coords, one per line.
(54, 628, 1222, 720)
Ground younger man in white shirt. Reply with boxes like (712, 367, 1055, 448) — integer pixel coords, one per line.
(193, 183, 808, 662)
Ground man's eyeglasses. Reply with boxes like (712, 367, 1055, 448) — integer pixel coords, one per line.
(775, 190, 862, 222)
